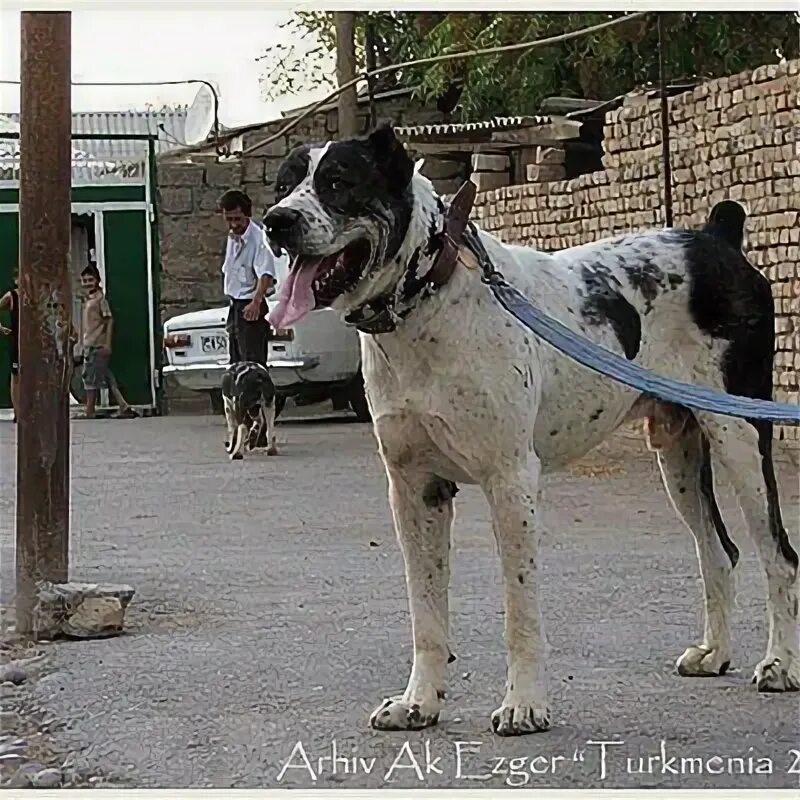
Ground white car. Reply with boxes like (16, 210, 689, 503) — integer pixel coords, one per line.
(161, 257, 369, 420)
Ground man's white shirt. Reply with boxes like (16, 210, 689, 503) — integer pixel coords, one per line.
(222, 220, 276, 301)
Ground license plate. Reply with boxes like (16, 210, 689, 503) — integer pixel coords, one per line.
(201, 334, 227, 354)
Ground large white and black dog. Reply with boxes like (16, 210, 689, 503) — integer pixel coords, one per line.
(221, 361, 279, 460)
(263, 125, 798, 735)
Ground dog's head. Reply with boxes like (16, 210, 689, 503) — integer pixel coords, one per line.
(222, 362, 274, 458)
(263, 125, 435, 330)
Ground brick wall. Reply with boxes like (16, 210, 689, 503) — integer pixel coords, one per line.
(472, 59, 800, 444)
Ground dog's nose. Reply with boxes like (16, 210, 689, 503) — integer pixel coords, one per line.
(264, 207, 301, 242)
(263, 206, 302, 253)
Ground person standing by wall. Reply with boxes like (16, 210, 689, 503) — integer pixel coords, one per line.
(218, 189, 276, 365)
(0, 283, 20, 422)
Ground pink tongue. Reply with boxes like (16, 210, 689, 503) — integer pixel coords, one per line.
(268, 258, 323, 329)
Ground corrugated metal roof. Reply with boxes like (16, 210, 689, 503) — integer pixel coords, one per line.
(395, 115, 552, 139)
(0, 113, 139, 182)
(1, 108, 188, 162)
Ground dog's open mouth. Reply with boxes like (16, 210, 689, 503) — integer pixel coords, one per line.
(268, 239, 371, 329)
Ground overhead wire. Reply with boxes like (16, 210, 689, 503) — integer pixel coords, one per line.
(240, 11, 651, 156)
(0, 12, 650, 159)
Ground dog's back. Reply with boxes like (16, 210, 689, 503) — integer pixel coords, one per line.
(222, 361, 275, 406)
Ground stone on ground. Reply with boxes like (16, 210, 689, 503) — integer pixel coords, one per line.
(33, 582, 135, 639)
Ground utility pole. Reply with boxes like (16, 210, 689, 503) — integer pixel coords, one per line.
(657, 13, 673, 228)
(16, 11, 72, 634)
(364, 18, 378, 131)
(334, 12, 359, 137)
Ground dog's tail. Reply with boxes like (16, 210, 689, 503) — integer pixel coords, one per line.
(703, 200, 746, 251)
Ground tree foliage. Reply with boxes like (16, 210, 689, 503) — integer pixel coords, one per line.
(258, 12, 799, 121)
(257, 12, 424, 101)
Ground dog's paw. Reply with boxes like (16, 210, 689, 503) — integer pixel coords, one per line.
(753, 654, 800, 692)
(266, 444, 279, 456)
(676, 644, 731, 677)
(230, 452, 244, 461)
(369, 694, 441, 731)
(491, 701, 551, 736)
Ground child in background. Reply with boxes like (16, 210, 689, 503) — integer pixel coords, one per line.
(0, 282, 19, 422)
(78, 264, 138, 420)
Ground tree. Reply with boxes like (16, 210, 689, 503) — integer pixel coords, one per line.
(334, 12, 359, 137)
(258, 12, 427, 102)
(258, 12, 799, 121)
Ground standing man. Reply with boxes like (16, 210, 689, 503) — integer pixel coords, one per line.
(219, 189, 276, 365)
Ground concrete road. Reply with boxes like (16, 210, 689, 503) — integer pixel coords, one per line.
(1, 413, 798, 789)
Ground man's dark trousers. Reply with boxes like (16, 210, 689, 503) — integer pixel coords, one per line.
(227, 298, 270, 365)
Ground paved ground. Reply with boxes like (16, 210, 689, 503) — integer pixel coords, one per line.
(0, 411, 798, 790)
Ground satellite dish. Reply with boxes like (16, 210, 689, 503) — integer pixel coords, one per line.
(184, 84, 216, 146)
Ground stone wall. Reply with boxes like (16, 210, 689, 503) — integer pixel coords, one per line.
(472, 59, 800, 444)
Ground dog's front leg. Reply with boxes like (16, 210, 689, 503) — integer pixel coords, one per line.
(262, 397, 278, 456)
(483, 461, 551, 736)
(223, 396, 237, 454)
(370, 468, 454, 731)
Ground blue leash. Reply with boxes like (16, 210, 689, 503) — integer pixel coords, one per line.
(488, 279, 800, 425)
(464, 225, 800, 426)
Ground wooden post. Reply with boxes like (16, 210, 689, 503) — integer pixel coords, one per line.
(334, 12, 359, 137)
(364, 18, 378, 131)
(16, 11, 72, 634)
(657, 13, 673, 228)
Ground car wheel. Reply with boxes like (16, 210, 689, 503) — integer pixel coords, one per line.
(331, 393, 350, 412)
(209, 389, 225, 416)
(348, 372, 371, 422)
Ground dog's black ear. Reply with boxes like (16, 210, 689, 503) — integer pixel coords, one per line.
(366, 123, 413, 189)
(704, 200, 746, 251)
(254, 367, 272, 391)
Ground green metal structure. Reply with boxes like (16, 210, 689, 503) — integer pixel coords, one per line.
(0, 133, 163, 413)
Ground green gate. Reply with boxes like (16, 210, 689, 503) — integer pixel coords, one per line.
(0, 133, 163, 413)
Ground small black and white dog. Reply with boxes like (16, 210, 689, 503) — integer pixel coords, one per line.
(221, 361, 278, 460)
